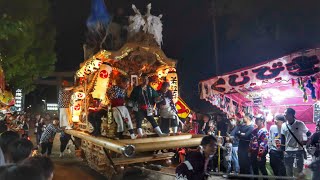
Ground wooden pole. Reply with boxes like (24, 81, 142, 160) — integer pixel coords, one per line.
(218, 130, 221, 172)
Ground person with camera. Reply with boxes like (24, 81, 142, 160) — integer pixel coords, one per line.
(281, 108, 312, 177)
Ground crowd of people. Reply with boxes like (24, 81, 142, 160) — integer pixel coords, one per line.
(0, 111, 75, 180)
(0, 129, 55, 180)
(175, 107, 320, 180)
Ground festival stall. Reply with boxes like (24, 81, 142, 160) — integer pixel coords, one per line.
(200, 48, 320, 131)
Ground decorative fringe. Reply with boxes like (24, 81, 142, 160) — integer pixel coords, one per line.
(316, 79, 320, 101)
(297, 77, 308, 102)
(291, 79, 295, 87)
(306, 78, 316, 100)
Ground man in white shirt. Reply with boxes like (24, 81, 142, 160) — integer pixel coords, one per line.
(268, 115, 286, 177)
(281, 108, 312, 176)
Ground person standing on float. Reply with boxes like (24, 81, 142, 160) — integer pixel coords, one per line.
(129, 73, 167, 137)
(107, 76, 136, 139)
(157, 82, 179, 135)
(58, 81, 73, 129)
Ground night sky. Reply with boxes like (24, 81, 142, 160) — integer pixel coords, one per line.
(28, 0, 320, 112)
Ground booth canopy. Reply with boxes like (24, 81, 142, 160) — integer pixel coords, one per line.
(199, 48, 320, 124)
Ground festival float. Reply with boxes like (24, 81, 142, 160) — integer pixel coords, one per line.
(65, 2, 197, 178)
(199, 48, 320, 131)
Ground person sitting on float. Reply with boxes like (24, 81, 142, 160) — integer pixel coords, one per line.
(157, 82, 179, 135)
(107, 76, 137, 140)
(128, 73, 167, 137)
(87, 99, 107, 136)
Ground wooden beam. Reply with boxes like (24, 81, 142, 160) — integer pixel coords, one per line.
(113, 152, 175, 165)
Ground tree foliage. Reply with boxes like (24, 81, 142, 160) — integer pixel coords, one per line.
(0, 0, 56, 93)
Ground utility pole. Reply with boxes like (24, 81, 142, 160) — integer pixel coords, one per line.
(211, 0, 219, 75)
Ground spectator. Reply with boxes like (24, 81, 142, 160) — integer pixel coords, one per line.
(249, 115, 268, 179)
(237, 113, 254, 175)
(17, 115, 29, 137)
(0, 131, 20, 164)
(21, 156, 54, 180)
(281, 108, 312, 177)
(306, 119, 320, 180)
(229, 119, 240, 174)
(7, 139, 33, 163)
(0, 112, 12, 133)
(269, 114, 287, 178)
(198, 114, 212, 135)
(0, 164, 45, 180)
(176, 135, 218, 180)
(35, 117, 46, 147)
(216, 114, 228, 136)
(220, 136, 233, 173)
(40, 118, 63, 156)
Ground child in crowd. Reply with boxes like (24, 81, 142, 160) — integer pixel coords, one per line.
(220, 136, 233, 173)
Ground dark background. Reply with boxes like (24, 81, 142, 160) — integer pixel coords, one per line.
(26, 0, 320, 112)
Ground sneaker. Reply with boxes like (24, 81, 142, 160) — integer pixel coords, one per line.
(159, 133, 170, 137)
(130, 134, 137, 140)
(59, 152, 64, 158)
(67, 148, 72, 154)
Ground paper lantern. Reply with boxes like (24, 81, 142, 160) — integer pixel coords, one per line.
(92, 64, 113, 100)
(74, 92, 86, 100)
(166, 72, 179, 103)
(76, 70, 85, 78)
(76, 58, 102, 78)
(72, 100, 82, 122)
(92, 58, 102, 69)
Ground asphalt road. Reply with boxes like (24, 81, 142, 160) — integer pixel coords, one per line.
(29, 128, 106, 180)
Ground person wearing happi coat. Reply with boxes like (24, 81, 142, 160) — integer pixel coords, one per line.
(128, 73, 166, 137)
(157, 82, 179, 135)
(107, 76, 136, 139)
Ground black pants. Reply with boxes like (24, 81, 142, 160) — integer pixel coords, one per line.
(238, 142, 252, 175)
(135, 110, 158, 129)
(60, 136, 71, 153)
(160, 117, 178, 134)
(250, 154, 268, 180)
(270, 149, 286, 179)
(41, 142, 53, 156)
(36, 133, 42, 145)
(88, 109, 107, 135)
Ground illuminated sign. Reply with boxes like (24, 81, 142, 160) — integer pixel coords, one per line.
(14, 89, 23, 111)
(47, 103, 58, 111)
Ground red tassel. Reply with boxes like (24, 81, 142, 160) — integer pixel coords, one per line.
(291, 79, 295, 87)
